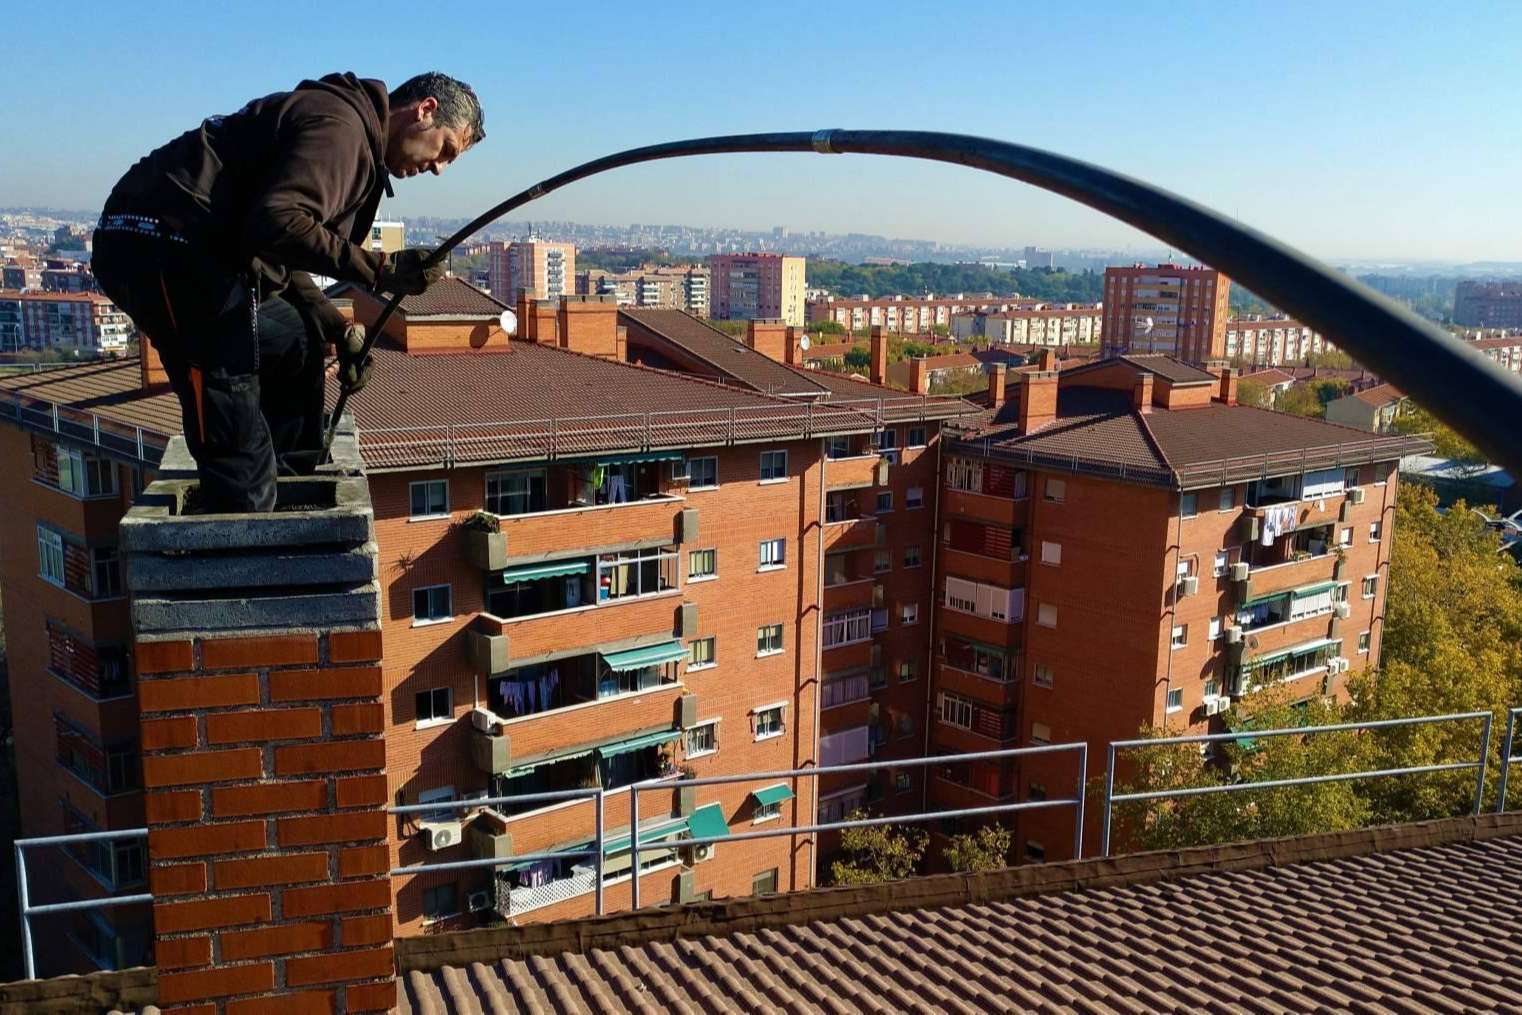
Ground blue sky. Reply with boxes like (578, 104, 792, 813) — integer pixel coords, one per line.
(5, 1, 1519, 261)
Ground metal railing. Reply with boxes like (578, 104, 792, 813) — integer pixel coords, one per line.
(14, 827, 152, 980)
(358, 395, 974, 470)
(1498, 707, 1522, 814)
(0, 388, 168, 465)
(387, 741, 1087, 917)
(1100, 710, 1494, 855)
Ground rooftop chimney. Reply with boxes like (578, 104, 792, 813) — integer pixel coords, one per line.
(746, 319, 787, 362)
(1133, 372, 1155, 414)
(557, 295, 619, 359)
(121, 428, 395, 1013)
(986, 363, 1007, 407)
(1217, 366, 1239, 406)
(139, 336, 171, 390)
(908, 357, 931, 395)
(784, 326, 803, 365)
(1020, 371, 1059, 432)
(869, 325, 888, 386)
(1035, 348, 1057, 372)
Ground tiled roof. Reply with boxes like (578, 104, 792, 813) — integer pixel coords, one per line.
(1113, 354, 1217, 383)
(782, 365, 982, 423)
(1349, 381, 1406, 406)
(619, 308, 824, 396)
(0, 357, 181, 439)
(1240, 368, 1296, 385)
(395, 815, 1522, 1015)
(329, 277, 507, 318)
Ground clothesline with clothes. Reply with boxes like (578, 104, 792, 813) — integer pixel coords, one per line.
(1259, 504, 1297, 546)
(496, 667, 561, 718)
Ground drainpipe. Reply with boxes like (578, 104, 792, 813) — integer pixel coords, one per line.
(1162, 491, 1184, 731)
(920, 427, 943, 816)
(808, 437, 827, 887)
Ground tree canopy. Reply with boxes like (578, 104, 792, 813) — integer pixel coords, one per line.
(806, 261, 1102, 304)
(1391, 404, 1485, 469)
(943, 824, 1012, 873)
(829, 812, 928, 885)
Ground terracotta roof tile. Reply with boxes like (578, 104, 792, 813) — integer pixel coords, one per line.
(619, 308, 823, 396)
(0, 357, 181, 446)
(396, 820, 1522, 1015)
(330, 276, 506, 318)
(1349, 381, 1406, 406)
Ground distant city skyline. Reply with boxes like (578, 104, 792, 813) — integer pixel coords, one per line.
(4, 1, 1520, 262)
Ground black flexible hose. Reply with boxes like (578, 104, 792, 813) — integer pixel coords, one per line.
(322, 129, 1522, 478)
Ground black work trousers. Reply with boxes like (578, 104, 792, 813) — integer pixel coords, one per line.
(93, 231, 325, 513)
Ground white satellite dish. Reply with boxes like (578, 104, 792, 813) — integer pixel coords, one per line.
(499, 309, 518, 337)
(1140, 316, 1154, 334)
(799, 334, 811, 351)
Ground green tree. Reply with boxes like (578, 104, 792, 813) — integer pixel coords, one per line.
(829, 812, 928, 885)
(943, 824, 1011, 872)
(707, 320, 747, 337)
(1236, 378, 1273, 409)
(843, 347, 871, 370)
(813, 319, 846, 335)
(1276, 379, 1349, 418)
(1307, 349, 1356, 370)
(1346, 483, 1522, 820)
(1391, 404, 1485, 471)
(1110, 693, 1370, 852)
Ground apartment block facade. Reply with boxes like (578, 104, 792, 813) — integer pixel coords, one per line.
(487, 239, 576, 305)
(709, 253, 806, 326)
(1454, 280, 1522, 328)
(809, 294, 1023, 335)
(576, 264, 711, 316)
(1224, 317, 1334, 367)
(0, 290, 133, 354)
(1102, 264, 1231, 364)
(949, 305, 1103, 346)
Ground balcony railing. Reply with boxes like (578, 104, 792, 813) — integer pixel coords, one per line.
(0, 388, 168, 466)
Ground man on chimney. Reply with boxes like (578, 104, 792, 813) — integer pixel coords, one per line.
(93, 72, 484, 511)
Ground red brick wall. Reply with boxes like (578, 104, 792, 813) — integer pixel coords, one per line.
(137, 628, 394, 1013)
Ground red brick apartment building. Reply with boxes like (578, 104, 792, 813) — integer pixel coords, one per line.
(930, 354, 1423, 860)
(0, 286, 1422, 985)
(1103, 263, 1232, 363)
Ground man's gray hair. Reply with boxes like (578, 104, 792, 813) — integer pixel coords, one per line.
(389, 72, 485, 145)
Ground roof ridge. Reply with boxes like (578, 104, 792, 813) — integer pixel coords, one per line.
(619, 308, 827, 396)
(1131, 403, 1176, 477)
(514, 339, 804, 407)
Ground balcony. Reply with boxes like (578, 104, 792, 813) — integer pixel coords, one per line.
(823, 577, 878, 611)
(941, 546, 1026, 588)
(1241, 552, 1340, 601)
(941, 488, 1024, 528)
(823, 515, 880, 552)
(823, 453, 884, 492)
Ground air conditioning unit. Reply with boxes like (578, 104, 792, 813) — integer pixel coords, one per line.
(1229, 562, 1250, 582)
(1348, 487, 1366, 505)
(1334, 602, 1351, 619)
(1225, 625, 1244, 644)
(422, 820, 463, 852)
(1204, 695, 1226, 716)
(683, 842, 715, 865)
(467, 890, 493, 913)
(1180, 576, 1199, 596)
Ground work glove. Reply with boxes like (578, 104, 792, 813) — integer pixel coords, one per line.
(336, 322, 372, 394)
(376, 247, 446, 296)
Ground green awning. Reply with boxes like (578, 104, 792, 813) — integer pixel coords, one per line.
(595, 727, 681, 760)
(688, 803, 731, 841)
(1239, 588, 1290, 610)
(1290, 580, 1340, 598)
(573, 451, 686, 466)
(1243, 637, 1341, 670)
(603, 816, 689, 855)
(751, 784, 794, 807)
(501, 559, 590, 583)
(504, 745, 596, 777)
(603, 641, 686, 672)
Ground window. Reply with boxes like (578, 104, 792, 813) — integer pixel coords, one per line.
(485, 469, 546, 515)
(947, 457, 983, 493)
(896, 713, 914, 739)
(753, 795, 783, 822)
(1028, 782, 1048, 802)
(873, 550, 892, 574)
(944, 576, 1023, 623)
(688, 636, 716, 670)
(686, 456, 718, 489)
(877, 428, 898, 453)
(418, 785, 456, 820)
(822, 669, 870, 708)
(1030, 722, 1051, 746)
(1204, 678, 1220, 698)
(908, 426, 927, 447)
(56, 448, 117, 497)
(1033, 664, 1054, 689)
(824, 437, 853, 459)
(685, 720, 718, 758)
(598, 545, 678, 600)
(899, 603, 919, 626)
(1171, 624, 1188, 649)
(1037, 603, 1057, 628)
(1213, 550, 1229, 577)
(1344, 466, 1363, 488)
(756, 624, 784, 656)
(869, 667, 887, 690)
(91, 547, 122, 599)
(897, 660, 917, 683)
(1166, 688, 1184, 712)
(1180, 493, 1198, 517)
(906, 486, 924, 509)
(1208, 617, 1222, 642)
(903, 545, 922, 569)
(422, 883, 458, 921)
(37, 526, 64, 585)
(822, 608, 871, 648)
(412, 584, 452, 623)
(895, 771, 912, 794)
(409, 479, 448, 518)
(759, 538, 786, 570)
(1040, 541, 1062, 566)
(1044, 477, 1066, 503)
(753, 704, 785, 740)
(415, 687, 452, 726)
(751, 868, 779, 895)
(940, 692, 974, 729)
(688, 548, 717, 581)
(759, 450, 787, 482)
(875, 491, 893, 514)
(1025, 842, 1046, 862)
(1358, 631, 1371, 654)
(1339, 527, 1353, 547)
(1369, 521, 1382, 542)
(1219, 487, 1236, 511)
(1362, 575, 1378, 599)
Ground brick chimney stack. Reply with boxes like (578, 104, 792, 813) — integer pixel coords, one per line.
(1020, 371, 1059, 432)
(139, 336, 170, 390)
(869, 325, 888, 386)
(908, 357, 931, 395)
(1217, 366, 1239, 405)
(746, 319, 787, 362)
(986, 363, 1007, 406)
(121, 427, 395, 1013)
(784, 326, 804, 365)
(1133, 372, 1155, 414)
(1035, 348, 1057, 372)
(557, 295, 619, 359)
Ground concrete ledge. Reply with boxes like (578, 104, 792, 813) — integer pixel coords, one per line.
(132, 581, 381, 634)
(127, 542, 378, 592)
(0, 966, 155, 1013)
